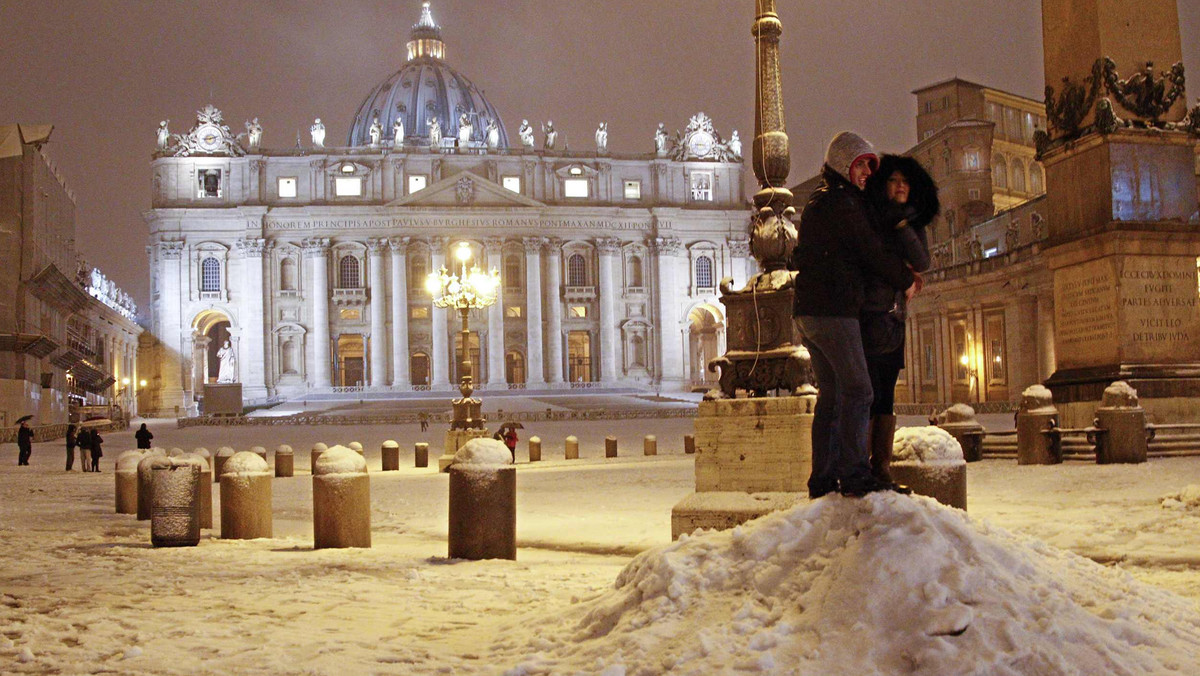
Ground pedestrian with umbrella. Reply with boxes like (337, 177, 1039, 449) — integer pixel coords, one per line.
(497, 421, 522, 460)
(16, 415, 33, 466)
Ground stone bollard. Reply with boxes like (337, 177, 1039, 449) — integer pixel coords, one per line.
(448, 438, 516, 560)
(168, 447, 185, 457)
(137, 454, 172, 520)
(1095, 381, 1148, 464)
(179, 453, 213, 529)
(310, 443, 329, 474)
(213, 447, 236, 481)
(684, 434, 695, 455)
(644, 435, 657, 456)
(414, 442, 429, 468)
(933, 404, 986, 462)
(275, 445, 294, 478)
(115, 450, 145, 514)
(348, 441, 364, 455)
(192, 447, 211, 470)
(313, 446, 371, 549)
(528, 436, 541, 462)
(220, 452, 273, 540)
(605, 436, 618, 458)
(565, 436, 579, 460)
(250, 446, 268, 461)
(890, 427, 968, 510)
(380, 440, 400, 471)
(1017, 385, 1061, 465)
(151, 458, 203, 547)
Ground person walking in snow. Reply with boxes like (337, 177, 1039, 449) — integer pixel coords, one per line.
(16, 419, 34, 466)
(65, 423, 78, 471)
(135, 423, 153, 450)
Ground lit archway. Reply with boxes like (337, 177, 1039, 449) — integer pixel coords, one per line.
(688, 304, 724, 384)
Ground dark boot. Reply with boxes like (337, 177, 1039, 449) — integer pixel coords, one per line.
(870, 415, 911, 494)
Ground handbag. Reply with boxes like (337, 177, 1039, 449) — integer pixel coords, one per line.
(861, 300, 906, 356)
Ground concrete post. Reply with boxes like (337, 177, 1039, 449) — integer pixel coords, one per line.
(1094, 381, 1148, 464)
(684, 434, 695, 454)
(890, 427, 968, 510)
(348, 441, 364, 455)
(381, 440, 400, 471)
(605, 436, 618, 458)
(137, 454, 172, 520)
(275, 446, 294, 478)
(180, 453, 212, 529)
(644, 434, 657, 456)
(934, 404, 986, 462)
(219, 452, 273, 539)
(151, 460, 202, 547)
(115, 450, 145, 514)
(564, 435, 579, 460)
(528, 436, 541, 462)
(312, 446, 371, 549)
(213, 446, 236, 481)
(1017, 385, 1061, 465)
(250, 446, 268, 461)
(310, 442, 328, 474)
(448, 439, 516, 560)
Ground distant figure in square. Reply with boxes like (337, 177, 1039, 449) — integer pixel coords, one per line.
(77, 427, 92, 472)
(135, 423, 154, 450)
(65, 423, 78, 471)
(418, 412, 429, 432)
(89, 430, 104, 472)
(17, 420, 33, 466)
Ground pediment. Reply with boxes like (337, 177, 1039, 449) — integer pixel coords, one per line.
(386, 170, 545, 208)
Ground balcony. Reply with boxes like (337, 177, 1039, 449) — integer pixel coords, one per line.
(563, 285, 596, 301)
(332, 288, 368, 306)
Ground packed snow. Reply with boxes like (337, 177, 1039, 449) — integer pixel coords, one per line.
(455, 438, 516, 466)
(314, 445, 368, 475)
(1161, 485, 1200, 511)
(893, 426, 965, 464)
(222, 450, 269, 475)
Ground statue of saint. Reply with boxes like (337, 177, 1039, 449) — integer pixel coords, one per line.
(245, 118, 263, 150)
(518, 119, 535, 149)
(485, 118, 500, 150)
(216, 340, 239, 383)
(457, 113, 473, 147)
(156, 120, 170, 150)
(428, 118, 443, 148)
(654, 123, 668, 157)
(393, 117, 405, 146)
(595, 122, 608, 154)
(728, 130, 742, 160)
(542, 120, 557, 150)
(310, 118, 326, 148)
(368, 116, 383, 146)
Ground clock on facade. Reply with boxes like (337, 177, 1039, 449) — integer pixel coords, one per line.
(687, 131, 714, 158)
(195, 123, 223, 153)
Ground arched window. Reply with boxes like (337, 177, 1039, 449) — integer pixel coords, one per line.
(1030, 165, 1044, 194)
(695, 255, 714, 289)
(504, 255, 521, 289)
(629, 255, 644, 287)
(280, 258, 297, 291)
(201, 257, 221, 292)
(567, 253, 587, 286)
(1011, 162, 1026, 193)
(409, 254, 427, 291)
(339, 255, 361, 289)
(992, 156, 1008, 189)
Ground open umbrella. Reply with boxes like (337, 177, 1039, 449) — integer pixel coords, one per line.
(15, 414, 33, 424)
(497, 421, 524, 431)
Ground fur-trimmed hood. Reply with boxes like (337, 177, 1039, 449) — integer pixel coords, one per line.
(865, 154, 940, 230)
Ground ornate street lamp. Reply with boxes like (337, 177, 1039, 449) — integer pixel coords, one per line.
(426, 241, 500, 430)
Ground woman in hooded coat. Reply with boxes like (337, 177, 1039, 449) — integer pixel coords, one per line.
(861, 154, 939, 489)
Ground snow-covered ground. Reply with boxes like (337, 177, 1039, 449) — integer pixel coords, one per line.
(2, 415, 1200, 674)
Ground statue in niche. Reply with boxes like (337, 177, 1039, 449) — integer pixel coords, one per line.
(1005, 219, 1021, 252)
(393, 116, 405, 146)
(968, 234, 983, 261)
(310, 118, 326, 148)
(595, 122, 608, 154)
(457, 113, 473, 147)
(518, 119, 535, 149)
(368, 116, 383, 146)
(542, 120, 557, 150)
(728, 130, 742, 160)
(485, 118, 500, 150)
(156, 120, 171, 150)
(245, 118, 263, 150)
(428, 117, 442, 148)
(216, 340, 239, 383)
(654, 123, 668, 157)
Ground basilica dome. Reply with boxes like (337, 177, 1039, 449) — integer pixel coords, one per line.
(346, 3, 509, 149)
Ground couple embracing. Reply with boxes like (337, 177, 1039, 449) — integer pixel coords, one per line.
(791, 131, 939, 498)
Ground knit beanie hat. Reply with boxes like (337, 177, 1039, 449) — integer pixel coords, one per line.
(824, 131, 879, 184)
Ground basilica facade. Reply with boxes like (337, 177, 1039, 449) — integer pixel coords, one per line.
(141, 4, 750, 415)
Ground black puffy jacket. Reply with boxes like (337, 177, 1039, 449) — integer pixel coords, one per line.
(791, 166, 914, 318)
(861, 154, 938, 314)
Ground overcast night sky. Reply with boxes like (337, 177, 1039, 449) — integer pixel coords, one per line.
(1, 0, 1197, 313)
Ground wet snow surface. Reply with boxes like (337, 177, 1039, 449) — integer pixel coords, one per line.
(2, 416, 1200, 674)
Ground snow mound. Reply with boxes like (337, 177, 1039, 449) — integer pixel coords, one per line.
(500, 493, 1200, 675)
(454, 438, 513, 467)
(1160, 485, 1200, 511)
(314, 445, 367, 476)
(893, 426, 964, 464)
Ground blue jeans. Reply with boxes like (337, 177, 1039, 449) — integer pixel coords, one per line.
(795, 316, 875, 492)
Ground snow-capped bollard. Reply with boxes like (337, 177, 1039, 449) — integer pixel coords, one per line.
(381, 440, 400, 471)
(565, 436, 579, 460)
(414, 442, 429, 468)
(528, 436, 541, 462)
(192, 447, 211, 469)
(213, 447, 237, 481)
(220, 452, 273, 540)
(250, 446, 268, 461)
(168, 447, 185, 457)
(933, 404, 985, 462)
(644, 435, 657, 456)
(180, 453, 213, 529)
(448, 438, 515, 561)
(310, 443, 328, 474)
(890, 427, 967, 511)
(1095, 381, 1147, 465)
(1017, 385, 1061, 465)
(605, 436, 618, 458)
(137, 454, 172, 520)
(275, 445, 294, 477)
(115, 450, 145, 514)
(348, 441, 364, 455)
(312, 446, 371, 549)
(151, 458, 203, 547)
(684, 434, 695, 455)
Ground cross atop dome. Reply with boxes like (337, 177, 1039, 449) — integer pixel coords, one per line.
(407, 2, 445, 61)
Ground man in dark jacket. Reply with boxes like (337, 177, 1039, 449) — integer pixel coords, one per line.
(17, 420, 33, 466)
(790, 131, 915, 498)
(66, 423, 78, 471)
(135, 423, 153, 450)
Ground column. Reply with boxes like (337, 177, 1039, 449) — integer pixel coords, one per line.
(304, 238, 331, 388)
(545, 239, 564, 384)
(236, 238, 270, 399)
(368, 239, 387, 386)
(597, 237, 621, 383)
(430, 237, 451, 388)
(524, 237, 545, 385)
(389, 237, 410, 387)
(485, 237, 506, 386)
(729, 237, 755, 290)
(654, 237, 684, 384)
(157, 241, 186, 413)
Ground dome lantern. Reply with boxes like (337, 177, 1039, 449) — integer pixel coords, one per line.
(407, 2, 445, 61)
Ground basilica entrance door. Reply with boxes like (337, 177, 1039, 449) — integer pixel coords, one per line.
(568, 331, 592, 383)
(337, 334, 365, 387)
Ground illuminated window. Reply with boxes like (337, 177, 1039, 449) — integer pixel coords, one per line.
(1030, 165, 1044, 194)
(339, 308, 361, 320)
(341, 163, 355, 173)
(334, 177, 362, 197)
(502, 176, 521, 193)
(505, 306, 522, 318)
(567, 253, 587, 286)
(1011, 162, 1026, 193)
(952, 323, 969, 382)
(992, 156, 1008, 189)
(623, 180, 641, 200)
(568, 166, 584, 176)
(409, 255, 427, 290)
(504, 255, 521, 289)
(564, 178, 589, 198)
(200, 257, 220, 292)
(410, 306, 429, 319)
(695, 255, 714, 289)
(408, 175, 427, 194)
(338, 255, 361, 288)
(278, 177, 297, 198)
(964, 150, 980, 170)
(197, 169, 221, 198)
(968, 188, 981, 200)
(690, 172, 713, 201)
(570, 305, 588, 318)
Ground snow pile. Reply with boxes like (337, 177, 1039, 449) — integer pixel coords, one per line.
(454, 438, 513, 467)
(500, 493, 1200, 675)
(893, 426, 964, 465)
(313, 445, 367, 476)
(1160, 485, 1200, 511)
(935, 403, 977, 424)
